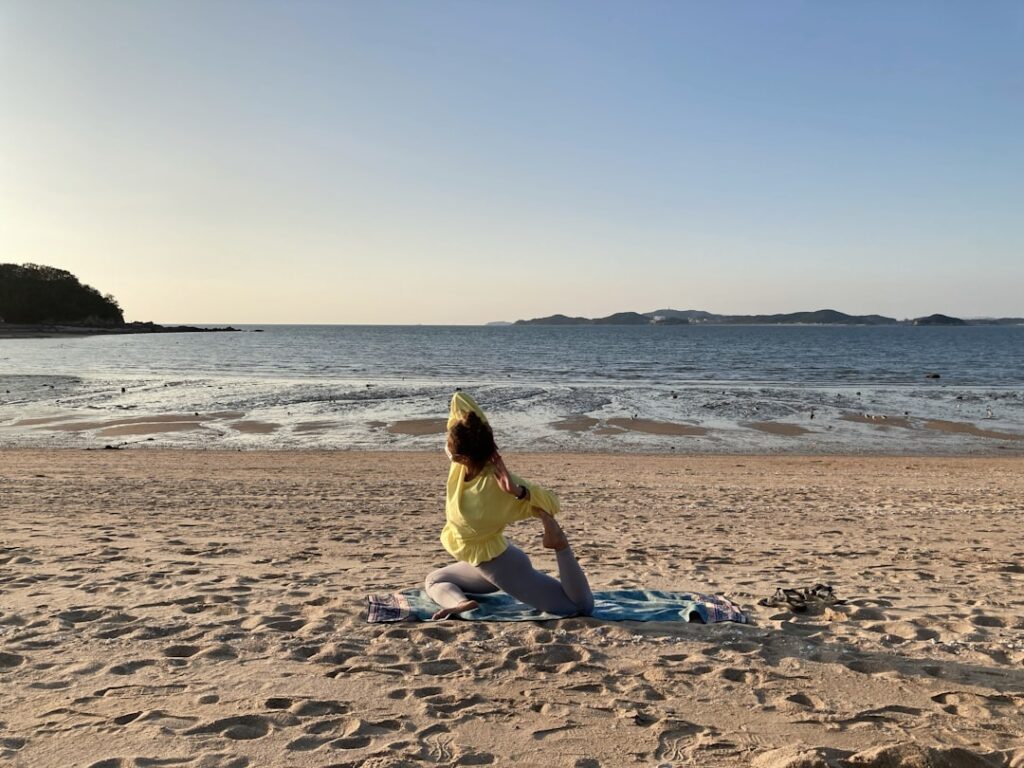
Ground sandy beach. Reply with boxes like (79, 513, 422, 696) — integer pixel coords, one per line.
(2, 450, 1023, 767)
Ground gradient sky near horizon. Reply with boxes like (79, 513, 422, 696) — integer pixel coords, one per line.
(2, 2, 1022, 324)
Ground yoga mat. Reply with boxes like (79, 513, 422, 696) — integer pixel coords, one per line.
(367, 588, 748, 624)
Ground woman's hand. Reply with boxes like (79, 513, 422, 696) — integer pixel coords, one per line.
(492, 452, 524, 498)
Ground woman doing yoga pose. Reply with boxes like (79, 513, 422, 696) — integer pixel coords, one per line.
(424, 392, 594, 620)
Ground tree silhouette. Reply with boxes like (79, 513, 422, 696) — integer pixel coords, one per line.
(0, 263, 124, 324)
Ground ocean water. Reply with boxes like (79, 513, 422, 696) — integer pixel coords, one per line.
(1, 324, 1022, 453)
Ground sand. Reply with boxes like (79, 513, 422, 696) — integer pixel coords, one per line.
(742, 421, 813, 437)
(18, 413, 254, 440)
(840, 413, 915, 430)
(552, 417, 602, 432)
(924, 420, 1024, 442)
(2, 450, 1023, 768)
(227, 421, 282, 435)
(387, 419, 449, 436)
(605, 418, 708, 437)
(551, 416, 708, 437)
(8, 404, 1024, 455)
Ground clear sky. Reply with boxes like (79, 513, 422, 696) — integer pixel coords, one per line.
(2, 1, 1021, 324)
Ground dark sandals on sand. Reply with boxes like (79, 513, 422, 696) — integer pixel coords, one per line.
(758, 584, 842, 613)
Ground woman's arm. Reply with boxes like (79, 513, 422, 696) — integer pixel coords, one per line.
(492, 453, 528, 500)
(492, 453, 560, 520)
(447, 391, 488, 431)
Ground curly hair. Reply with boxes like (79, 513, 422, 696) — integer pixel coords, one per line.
(447, 411, 497, 475)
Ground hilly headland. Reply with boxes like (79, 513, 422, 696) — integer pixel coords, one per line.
(510, 308, 1023, 326)
(0, 263, 242, 337)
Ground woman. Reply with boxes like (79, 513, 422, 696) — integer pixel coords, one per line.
(424, 391, 594, 620)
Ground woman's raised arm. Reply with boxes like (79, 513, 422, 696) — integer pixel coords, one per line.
(447, 391, 489, 431)
(492, 452, 560, 521)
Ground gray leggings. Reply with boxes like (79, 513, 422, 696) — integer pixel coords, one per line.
(425, 544, 594, 617)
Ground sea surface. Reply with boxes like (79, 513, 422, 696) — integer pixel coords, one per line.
(1, 324, 1022, 453)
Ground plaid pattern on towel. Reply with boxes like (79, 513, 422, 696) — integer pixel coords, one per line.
(694, 592, 748, 624)
(366, 592, 412, 623)
(366, 589, 748, 624)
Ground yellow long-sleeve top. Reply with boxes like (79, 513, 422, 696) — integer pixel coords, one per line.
(441, 392, 560, 566)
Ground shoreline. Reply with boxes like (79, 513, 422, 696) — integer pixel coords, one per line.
(3, 400, 1023, 456)
(3, 445, 1024, 459)
(0, 323, 245, 339)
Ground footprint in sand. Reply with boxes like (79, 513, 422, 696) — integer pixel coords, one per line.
(412, 685, 445, 698)
(290, 700, 351, 717)
(94, 624, 138, 640)
(386, 685, 445, 700)
(58, 608, 107, 624)
(780, 691, 826, 711)
(286, 643, 321, 661)
(414, 723, 457, 764)
(0, 651, 25, 669)
(326, 718, 402, 750)
(716, 666, 754, 684)
(932, 691, 1021, 720)
(423, 693, 487, 718)
(264, 618, 307, 632)
(192, 756, 249, 768)
(457, 752, 496, 765)
(89, 757, 249, 768)
(567, 682, 610, 695)
(308, 641, 363, 665)
(184, 714, 272, 740)
(94, 683, 188, 699)
(519, 644, 585, 671)
(108, 659, 158, 675)
(285, 734, 330, 752)
(409, 659, 461, 676)
(653, 720, 703, 762)
(112, 711, 144, 725)
(831, 704, 924, 731)
(417, 625, 457, 642)
(162, 644, 201, 658)
(131, 623, 189, 640)
(1, 737, 27, 761)
(197, 644, 238, 661)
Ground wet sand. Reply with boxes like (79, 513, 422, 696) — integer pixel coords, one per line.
(742, 421, 812, 437)
(840, 413, 915, 430)
(227, 420, 282, 435)
(552, 416, 601, 432)
(4, 401, 1024, 455)
(605, 418, 708, 437)
(386, 418, 449, 436)
(550, 416, 708, 437)
(924, 420, 1024, 442)
(2, 450, 1023, 767)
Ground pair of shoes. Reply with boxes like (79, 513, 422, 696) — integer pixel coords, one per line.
(758, 587, 808, 613)
(757, 584, 843, 613)
(802, 583, 838, 603)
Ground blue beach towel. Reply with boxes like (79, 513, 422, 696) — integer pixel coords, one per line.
(366, 589, 748, 624)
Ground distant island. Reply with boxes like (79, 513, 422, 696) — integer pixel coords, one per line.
(0, 263, 242, 337)
(510, 308, 1024, 327)
(910, 313, 966, 326)
(515, 311, 688, 326)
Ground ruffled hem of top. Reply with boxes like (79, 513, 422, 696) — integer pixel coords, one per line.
(440, 530, 509, 567)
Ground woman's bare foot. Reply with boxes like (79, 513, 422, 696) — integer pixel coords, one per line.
(431, 599, 479, 620)
(537, 510, 569, 551)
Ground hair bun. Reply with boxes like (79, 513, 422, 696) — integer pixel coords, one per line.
(448, 409, 497, 472)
